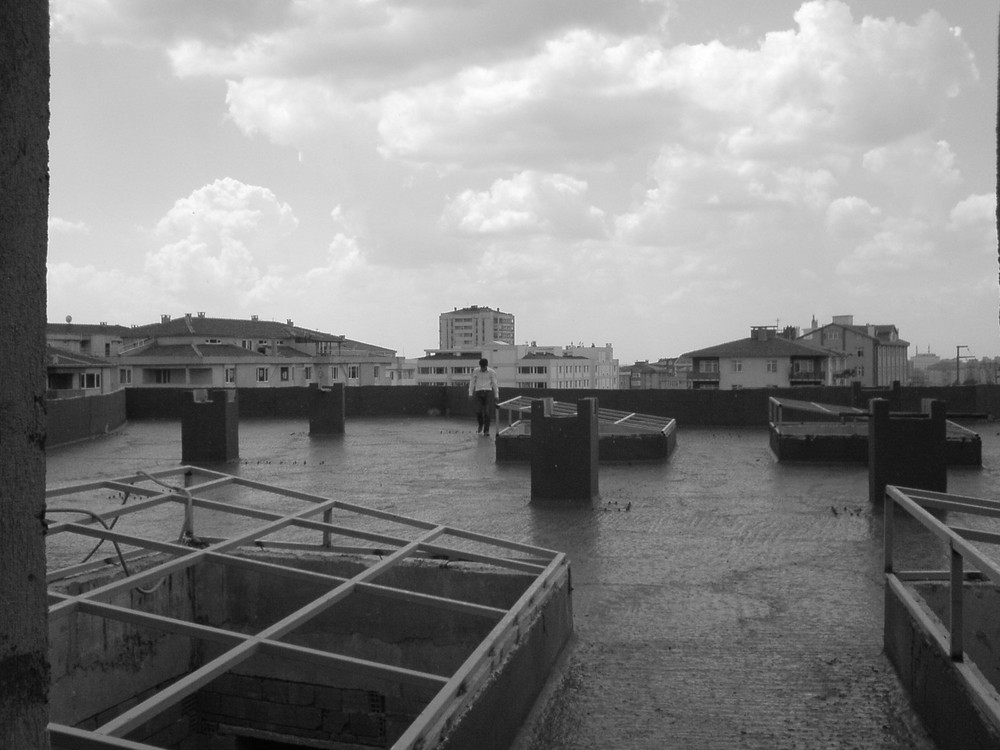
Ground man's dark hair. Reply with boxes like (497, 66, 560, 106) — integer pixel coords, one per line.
(479, 358, 488, 367)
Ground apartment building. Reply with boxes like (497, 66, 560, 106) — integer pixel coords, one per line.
(682, 326, 833, 389)
(47, 314, 396, 390)
(439, 306, 515, 349)
(797, 315, 909, 386)
(413, 342, 619, 391)
(45, 347, 119, 397)
(619, 358, 691, 389)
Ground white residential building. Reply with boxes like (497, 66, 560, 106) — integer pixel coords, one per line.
(411, 343, 619, 391)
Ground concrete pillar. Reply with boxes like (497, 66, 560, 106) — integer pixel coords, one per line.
(309, 382, 346, 435)
(868, 398, 947, 504)
(182, 389, 240, 464)
(530, 398, 599, 502)
(0, 1, 51, 747)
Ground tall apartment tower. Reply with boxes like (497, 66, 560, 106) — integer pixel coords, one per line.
(439, 306, 515, 349)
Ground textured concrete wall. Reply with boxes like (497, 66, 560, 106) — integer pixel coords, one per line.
(181, 389, 240, 463)
(49, 568, 198, 729)
(0, 1, 51, 747)
(46, 390, 128, 447)
(884, 582, 1000, 750)
(124, 383, 1000, 426)
(868, 398, 947, 504)
(530, 398, 600, 501)
(308, 382, 346, 434)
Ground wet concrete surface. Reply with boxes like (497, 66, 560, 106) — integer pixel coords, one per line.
(45, 417, 1000, 749)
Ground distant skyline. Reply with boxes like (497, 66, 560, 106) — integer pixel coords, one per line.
(48, 0, 998, 363)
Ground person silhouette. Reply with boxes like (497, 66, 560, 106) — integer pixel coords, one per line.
(468, 358, 500, 436)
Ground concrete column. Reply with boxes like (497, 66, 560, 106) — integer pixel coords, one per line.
(868, 398, 947, 504)
(530, 398, 599, 502)
(182, 389, 240, 464)
(309, 382, 346, 435)
(0, 1, 51, 747)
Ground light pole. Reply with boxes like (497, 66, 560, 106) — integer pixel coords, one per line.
(956, 345, 969, 385)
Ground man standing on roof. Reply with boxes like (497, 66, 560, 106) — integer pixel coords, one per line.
(468, 358, 500, 436)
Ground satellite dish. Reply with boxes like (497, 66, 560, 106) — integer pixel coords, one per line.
(65, 315, 72, 323)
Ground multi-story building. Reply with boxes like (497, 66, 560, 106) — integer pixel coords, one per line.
(797, 315, 909, 386)
(412, 343, 619, 391)
(620, 358, 691, 389)
(46, 321, 131, 358)
(47, 314, 396, 390)
(682, 326, 834, 389)
(439, 306, 515, 349)
(45, 347, 119, 397)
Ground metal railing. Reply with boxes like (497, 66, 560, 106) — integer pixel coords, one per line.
(884, 484, 1000, 678)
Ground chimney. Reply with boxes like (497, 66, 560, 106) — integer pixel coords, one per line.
(161, 314, 171, 324)
(197, 312, 205, 318)
(287, 319, 294, 326)
(251, 315, 259, 321)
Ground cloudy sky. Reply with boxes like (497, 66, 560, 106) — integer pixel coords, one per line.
(48, 0, 998, 363)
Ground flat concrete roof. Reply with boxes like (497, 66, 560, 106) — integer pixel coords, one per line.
(47, 416, 1000, 749)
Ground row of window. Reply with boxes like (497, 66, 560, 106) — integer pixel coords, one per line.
(418, 366, 478, 375)
(138, 364, 368, 385)
(697, 359, 818, 375)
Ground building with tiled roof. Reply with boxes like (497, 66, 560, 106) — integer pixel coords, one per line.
(797, 315, 910, 386)
(619, 358, 690, 390)
(115, 313, 396, 389)
(46, 346, 118, 397)
(47, 313, 396, 390)
(681, 326, 837, 389)
(46, 321, 132, 358)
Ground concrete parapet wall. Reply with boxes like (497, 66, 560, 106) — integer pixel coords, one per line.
(122, 383, 1000, 427)
(438, 566, 573, 750)
(884, 579, 1000, 750)
(47, 389, 128, 448)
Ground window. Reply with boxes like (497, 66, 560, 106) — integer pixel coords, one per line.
(793, 360, 814, 374)
(825, 330, 840, 341)
(731, 360, 743, 373)
(331, 366, 339, 380)
(79, 372, 101, 389)
(104, 343, 111, 356)
(857, 366, 865, 377)
(154, 369, 171, 384)
(205, 338, 222, 344)
(349, 365, 359, 380)
(256, 367, 269, 383)
(304, 366, 312, 380)
(119, 369, 132, 385)
(856, 348, 865, 358)
(280, 367, 290, 381)
(224, 367, 235, 384)
(241, 339, 253, 350)
(373, 366, 380, 379)
(698, 360, 719, 374)
(766, 360, 778, 373)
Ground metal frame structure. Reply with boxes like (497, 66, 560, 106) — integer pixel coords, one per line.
(45, 466, 568, 750)
(497, 395, 676, 434)
(883, 485, 1000, 727)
